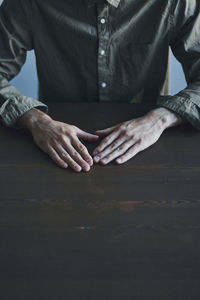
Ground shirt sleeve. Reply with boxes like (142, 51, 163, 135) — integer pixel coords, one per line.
(156, 0, 200, 130)
(0, 0, 48, 128)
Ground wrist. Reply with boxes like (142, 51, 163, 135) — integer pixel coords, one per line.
(16, 108, 52, 132)
(146, 107, 186, 130)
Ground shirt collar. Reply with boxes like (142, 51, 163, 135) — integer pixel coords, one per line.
(107, 0, 120, 7)
(86, 0, 120, 8)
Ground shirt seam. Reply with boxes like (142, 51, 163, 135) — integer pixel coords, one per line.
(26, 0, 34, 49)
(29, 0, 34, 49)
(168, 0, 176, 40)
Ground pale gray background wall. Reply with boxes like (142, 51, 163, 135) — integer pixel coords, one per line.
(170, 49, 187, 95)
(0, 0, 187, 100)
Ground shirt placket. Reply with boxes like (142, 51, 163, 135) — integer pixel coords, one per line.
(96, 3, 111, 102)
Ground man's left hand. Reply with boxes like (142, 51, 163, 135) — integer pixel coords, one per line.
(92, 107, 186, 165)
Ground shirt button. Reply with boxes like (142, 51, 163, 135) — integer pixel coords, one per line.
(100, 49, 105, 55)
(100, 18, 106, 24)
(101, 82, 107, 88)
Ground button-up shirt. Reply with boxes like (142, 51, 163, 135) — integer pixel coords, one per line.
(0, 0, 200, 129)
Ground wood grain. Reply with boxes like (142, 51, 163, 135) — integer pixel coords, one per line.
(0, 103, 200, 299)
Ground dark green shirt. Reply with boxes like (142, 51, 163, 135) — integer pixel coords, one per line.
(0, 0, 200, 129)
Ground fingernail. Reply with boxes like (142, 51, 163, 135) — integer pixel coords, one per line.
(86, 157, 92, 163)
(94, 156, 100, 163)
(76, 166, 82, 172)
(83, 164, 90, 171)
(101, 158, 107, 164)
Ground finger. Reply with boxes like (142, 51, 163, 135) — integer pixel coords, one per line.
(115, 139, 143, 164)
(100, 139, 133, 164)
(46, 145, 69, 169)
(93, 134, 128, 163)
(93, 129, 121, 157)
(72, 136, 93, 166)
(67, 144, 91, 172)
(77, 128, 99, 142)
(95, 124, 118, 136)
(99, 138, 134, 165)
(54, 143, 83, 172)
(60, 142, 91, 172)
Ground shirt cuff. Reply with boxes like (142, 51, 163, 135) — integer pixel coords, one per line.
(156, 95, 200, 130)
(0, 96, 48, 127)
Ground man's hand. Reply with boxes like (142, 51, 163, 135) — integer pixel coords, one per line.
(17, 108, 99, 172)
(92, 107, 187, 165)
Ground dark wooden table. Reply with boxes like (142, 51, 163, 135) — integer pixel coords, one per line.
(0, 102, 200, 299)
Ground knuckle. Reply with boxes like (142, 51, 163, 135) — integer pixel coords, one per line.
(60, 151, 68, 158)
(59, 133, 66, 142)
(68, 126, 78, 137)
(72, 151, 79, 157)
(117, 145, 124, 151)
(119, 124, 126, 131)
(104, 136, 110, 143)
(79, 143, 87, 152)
(67, 131, 74, 139)
(78, 143, 84, 150)
(123, 128, 133, 138)
(123, 130, 130, 137)
(70, 125, 78, 132)
(111, 141, 118, 149)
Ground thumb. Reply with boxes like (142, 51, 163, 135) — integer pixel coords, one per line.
(77, 128, 100, 141)
(95, 124, 117, 136)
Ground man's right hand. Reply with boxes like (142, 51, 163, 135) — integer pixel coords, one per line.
(17, 108, 99, 172)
